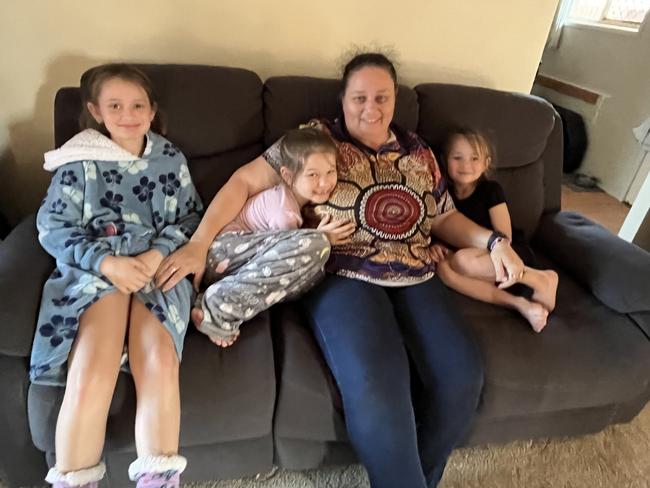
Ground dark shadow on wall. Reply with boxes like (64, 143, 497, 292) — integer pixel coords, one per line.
(0, 54, 106, 228)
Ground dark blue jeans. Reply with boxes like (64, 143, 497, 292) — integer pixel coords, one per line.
(303, 275, 484, 488)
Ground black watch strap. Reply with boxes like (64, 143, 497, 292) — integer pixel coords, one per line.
(487, 231, 508, 252)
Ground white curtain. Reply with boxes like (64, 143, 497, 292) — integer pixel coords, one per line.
(546, 0, 575, 49)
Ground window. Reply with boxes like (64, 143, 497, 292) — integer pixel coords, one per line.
(569, 0, 650, 27)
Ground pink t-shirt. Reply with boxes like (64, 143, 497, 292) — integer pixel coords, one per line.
(220, 184, 303, 235)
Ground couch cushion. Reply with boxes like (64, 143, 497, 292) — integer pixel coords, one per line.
(415, 83, 556, 169)
(0, 216, 53, 357)
(492, 161, 545, 241)
(415, 83, 556, 241)
(462, 254, 650, 420)
(535, 211, 650, 314)
(263, 76, 419, 147)
(271, 259, 650, 446)
(28, 313, 275, 453)
(58, 65, 264, 156)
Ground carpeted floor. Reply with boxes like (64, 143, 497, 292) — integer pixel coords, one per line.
(2, 405, 648, 487)
(8, 345, 645, 487)
(183, 403, 650, 488)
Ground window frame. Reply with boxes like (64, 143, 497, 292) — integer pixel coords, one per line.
(567, 0, 650, 32)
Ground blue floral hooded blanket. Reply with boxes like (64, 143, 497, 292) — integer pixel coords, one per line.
(30, 129, 202, 386)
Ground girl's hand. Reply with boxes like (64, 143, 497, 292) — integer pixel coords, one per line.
(490, 239, 525, 288)
(428, 243, 450, 263)
(317, 214, 356, 245)
(155, 240, 210, 292)
(100, 256, 151, 294)
(135, 249, 164, 279)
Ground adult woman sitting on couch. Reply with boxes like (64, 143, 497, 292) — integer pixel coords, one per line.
(156, 52, 524, 488)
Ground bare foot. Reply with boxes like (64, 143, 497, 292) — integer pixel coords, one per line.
(514, 297, 549, 333)
(191, 307, 241, 347)
(209, 331, 240, 348)
(190, 307, 203, 328)
(524, 269, 559, 312)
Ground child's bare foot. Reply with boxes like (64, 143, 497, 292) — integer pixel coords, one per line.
(523, 268, 559, 312)
(191, 307, 240, 347)
(209, 331, 240, 348)
(514, 297, 549, 333)
(191, 306, 203, 328)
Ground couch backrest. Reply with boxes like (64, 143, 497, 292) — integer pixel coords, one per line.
(53, 64, 562, 237)
(415, 83, 562, 240)
(54, 64, 264, 204)
(262, 76, 419, 147)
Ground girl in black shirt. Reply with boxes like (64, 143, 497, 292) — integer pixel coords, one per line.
(434, 128, 558, 332)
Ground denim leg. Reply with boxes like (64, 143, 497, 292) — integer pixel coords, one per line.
(303, 275, 428, 488)
(388, 277, 484, 487)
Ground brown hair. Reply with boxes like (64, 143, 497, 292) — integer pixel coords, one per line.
(340, 52, 398, 98)
(278, 127, 338, 175)
(79, 63, 164, 134)
(443, 127, 495, 176)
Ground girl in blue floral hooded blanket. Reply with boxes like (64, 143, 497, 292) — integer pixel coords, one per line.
(30, 64, 201, 488)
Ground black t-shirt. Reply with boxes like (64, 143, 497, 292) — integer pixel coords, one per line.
(451, 179, 506, 231)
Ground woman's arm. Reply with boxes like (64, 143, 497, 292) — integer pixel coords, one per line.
(155, 155, 280, 291)
(431, 209, 524, 286)
(488, 203, 513, 240)
(430, 209, 491, 249)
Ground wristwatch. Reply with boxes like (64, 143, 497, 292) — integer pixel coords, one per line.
(487, 231, 508, 252)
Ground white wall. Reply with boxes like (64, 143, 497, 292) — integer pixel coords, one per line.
(0, 0, 559, 225)
(538, 20, 650, 202)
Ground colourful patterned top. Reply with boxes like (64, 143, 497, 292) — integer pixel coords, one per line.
(264, 118, 455, 286)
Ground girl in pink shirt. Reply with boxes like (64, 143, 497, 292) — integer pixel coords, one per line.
(193, 128, 353, 346)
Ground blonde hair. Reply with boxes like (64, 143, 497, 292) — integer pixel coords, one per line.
(444, 127, 495, 176)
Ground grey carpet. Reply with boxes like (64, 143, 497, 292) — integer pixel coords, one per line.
(3, 404, 648, 487)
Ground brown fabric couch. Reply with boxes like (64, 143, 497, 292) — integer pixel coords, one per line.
(1, 64, 649, 487)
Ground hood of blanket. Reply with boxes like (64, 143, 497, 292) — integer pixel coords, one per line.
(43, 129, 153, 171)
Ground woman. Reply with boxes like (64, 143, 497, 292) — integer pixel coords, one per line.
(156, 53, 524, 488)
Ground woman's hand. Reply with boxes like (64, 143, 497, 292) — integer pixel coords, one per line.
(317, 214, 356, 245)
(155, 240, 210, 292)
(100, 256, 151, 294)
(135, 249, 164, 279)
(490, 239, 525, 288)
(428, 243, 450, 263)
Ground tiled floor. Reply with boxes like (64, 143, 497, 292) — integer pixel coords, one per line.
(561, 185, 630, 233)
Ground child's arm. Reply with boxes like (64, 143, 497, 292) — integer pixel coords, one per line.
(156, 155, 279, 291)
(38, 163, 150, 293)
(37, 163, 112, 272)
(149, 161, 203, 258)
(488, 203, 513, 240)
(487, 181, 513, 240)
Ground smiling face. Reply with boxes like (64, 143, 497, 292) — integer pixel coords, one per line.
(87, 76, 156, 154)
(341, 66, 396, 150)
(445, 135, 491, 189)
(286, 151, 338, 206)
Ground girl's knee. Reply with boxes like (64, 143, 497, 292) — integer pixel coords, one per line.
(66, 364, 119, 403)
(135, 341, 179, 380)
(449, 250, 474, 274)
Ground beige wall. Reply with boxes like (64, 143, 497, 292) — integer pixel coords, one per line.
(538, 21, 650, 202)
(0, 0, 558, 225)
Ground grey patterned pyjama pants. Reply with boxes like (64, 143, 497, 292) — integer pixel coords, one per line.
(196, 229, 331, 341)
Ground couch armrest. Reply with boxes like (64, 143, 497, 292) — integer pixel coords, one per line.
(0, 215, 54, 357)
(533, 211, 650, 314)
